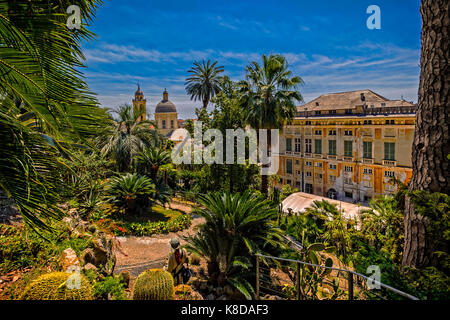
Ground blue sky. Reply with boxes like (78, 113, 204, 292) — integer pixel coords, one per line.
(82, 0, 422, 119)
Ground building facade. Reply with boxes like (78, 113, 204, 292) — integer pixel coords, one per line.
(154, 89, 179, 137)
(132, 86, 180, 137)
(132, 85, 147, 122)
(276, 90, 416, 204)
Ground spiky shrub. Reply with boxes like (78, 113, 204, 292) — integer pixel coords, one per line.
(184, 191, 287, 299)
(20, 272, 93, 300)
(132, 269, 174, 300)
(105, 173, 156, 216)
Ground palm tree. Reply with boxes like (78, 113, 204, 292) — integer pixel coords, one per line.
(361, 196, 404, 262)
(98, 104, 165, 172)
(185, 60, 224, 109)
(135, 147, 171, 180)
(239, 54, 303, 195)
(305, 200, 352, 262)
(184, 191, 286, 299)
(403, 0, 450, 268)
(0, 0, 107, 230)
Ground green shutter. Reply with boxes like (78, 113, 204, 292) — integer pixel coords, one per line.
(363, 141, 372, 158)
(328, 140, 336, 155)
(315, 139, 322, 154)
(344, 141, 353, 157)
(286, 138, 292, 152)
(286, 159, 293, 174)
(384, 142, 395, 160)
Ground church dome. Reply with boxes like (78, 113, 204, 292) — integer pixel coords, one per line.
(155, 89, 177, 113)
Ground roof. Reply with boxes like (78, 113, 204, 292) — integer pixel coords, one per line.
(155, 100, 177, 113)
(281, 192, 369, 220)
(298, 89, 414, 112)
(169, 128, 189, 142)
(135, 84, 143, 96)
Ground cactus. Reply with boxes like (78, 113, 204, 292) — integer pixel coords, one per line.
(20, 272, 93, 300)
(132, 269, 174, 300)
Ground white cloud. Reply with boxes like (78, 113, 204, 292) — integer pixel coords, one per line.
(86, 42, 420, 116)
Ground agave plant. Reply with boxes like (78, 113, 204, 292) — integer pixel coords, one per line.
(105, 173, 156, 216)
(183, 191, 286, 299)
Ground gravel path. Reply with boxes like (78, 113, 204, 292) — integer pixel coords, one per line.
(113, 202, 204, 277)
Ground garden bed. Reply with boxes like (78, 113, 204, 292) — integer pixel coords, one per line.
(94, 205, 192, 237)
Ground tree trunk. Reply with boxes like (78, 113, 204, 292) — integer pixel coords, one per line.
(229, 164, 234, 194)
(260, 130, 272, 196)
(402, 0, 450, 268)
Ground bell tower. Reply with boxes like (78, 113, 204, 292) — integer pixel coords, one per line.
(132, 84, 147, 121)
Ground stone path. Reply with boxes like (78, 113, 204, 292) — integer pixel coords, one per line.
(113, 202, 204, 277)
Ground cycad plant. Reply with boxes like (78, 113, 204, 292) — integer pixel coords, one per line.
(135, 148, 171, 180)
(183, 191, 286, 299)
(98, 104, 165, 172)
(239, 54, 303, 195)
(105, 173, 156, 216)
(0, 0, 109, 230)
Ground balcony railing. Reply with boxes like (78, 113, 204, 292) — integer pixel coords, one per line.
(362, 158, 374, 164)
(327, 155, 337, 160)
(314, 154, 323, 159)
(343, 156, 354, 162)
(383, 160, 397, 167)
(296, 105, 416, 118)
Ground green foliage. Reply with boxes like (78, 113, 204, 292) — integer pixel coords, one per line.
(409, 191, 450, 268)
(132, 269, 174, 300)
(402, 267, 450, 300)
(121, 214, 192, 236)
(135, 148, 171, 180)
(20, 272, 93, 300)
(184, 191, 287, 299)
(185, 60, 225, 109)
(280, 185, 300, 201)
(0, 224, 92, 273)
(97, 104, 165, 172)
(105, 173, 156, 216)
(0, 0, 110, 230)
(93, 276, 126, 300)
(359, 196, 404, 264)
(93, 206, 192, 237)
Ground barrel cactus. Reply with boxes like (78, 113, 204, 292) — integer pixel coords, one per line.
(20, 272, 93, 300)
(132, 269, 174, 300)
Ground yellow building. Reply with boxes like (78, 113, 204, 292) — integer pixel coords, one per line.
(276, 90, 416, 204)
(132, 85, 147, 121)
(154, 89, 179, 137)
(132, 87, 180, 138)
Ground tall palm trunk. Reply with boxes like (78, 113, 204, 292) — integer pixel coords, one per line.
(402, 0, 450, 268)
(261, 129, 272, 196)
